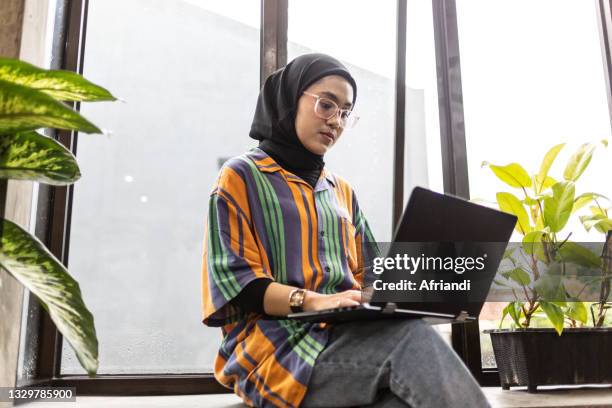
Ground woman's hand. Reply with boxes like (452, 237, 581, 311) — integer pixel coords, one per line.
(303, 290, 362, 312)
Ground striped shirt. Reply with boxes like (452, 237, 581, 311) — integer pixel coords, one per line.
(201, 147, 377, 407)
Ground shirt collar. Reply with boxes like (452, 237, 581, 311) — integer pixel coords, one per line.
(248, 148, 336, 189)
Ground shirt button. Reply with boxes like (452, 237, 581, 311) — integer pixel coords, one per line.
(325, 266, 331, 272)
(320, 231, 325, 237)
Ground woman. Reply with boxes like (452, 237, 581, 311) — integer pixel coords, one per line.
(201, 53, 489, 408)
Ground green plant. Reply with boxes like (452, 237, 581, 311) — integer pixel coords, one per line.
(0, 58, 116, 374)
(580, 203, 612, 327)
(483, 141, 610, 334)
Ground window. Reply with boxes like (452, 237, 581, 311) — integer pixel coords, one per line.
(456, 0, 612, 369)
(288, 0, 397, 241)
(61, 0, 261, 374)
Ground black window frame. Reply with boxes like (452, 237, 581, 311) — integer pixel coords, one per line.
(16, 0, 612, 395)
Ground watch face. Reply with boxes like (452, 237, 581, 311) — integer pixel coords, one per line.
(290, 289, 306, 310)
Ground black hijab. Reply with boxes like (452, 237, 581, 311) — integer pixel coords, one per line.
(249, 53, 357, 188)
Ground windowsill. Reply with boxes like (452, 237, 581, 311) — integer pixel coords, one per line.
(483, 385, 612, 407)
(19, 385, 612, 407)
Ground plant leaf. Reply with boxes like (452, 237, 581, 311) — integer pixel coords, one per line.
(500, 304, 509, 328)
(502, 267, 531, 286)
(539, 301, 565, 335)
(565, 300, 588, 324)
(535, 175, 557, 192)
(580, 214, 612, 234)
(536, 143, 564, 193)
(563, 143, 596, 182)
(484, 162, 532, 188)
(0, 58, 116, 102)
(589, 206, 606, 217)
(0, 79, 101, 135)
(503, 301, 523, 327)
(522, 230, 547, 261)
(572, 193, 609, 215)
(0, 219, 98, 375)
(557, 241, 602, 268)
(535, 269, 567, 303)
(543, 181, 575, 232)
(0, 132, 80, 185)
(497, 192, 531, 235)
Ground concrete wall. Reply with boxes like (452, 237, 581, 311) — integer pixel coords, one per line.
(0, 1, 49, 405)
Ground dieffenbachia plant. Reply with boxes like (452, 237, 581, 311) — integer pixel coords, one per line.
(483, 140, 609, 334)
(0, 58, 116, 375)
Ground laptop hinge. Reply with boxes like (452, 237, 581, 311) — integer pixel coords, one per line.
(455, 310, 470, 322)
(382, 302, 397, 315)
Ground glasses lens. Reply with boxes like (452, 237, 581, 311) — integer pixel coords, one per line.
(314, 97, 338, 119)
(313, 95, 359, 129)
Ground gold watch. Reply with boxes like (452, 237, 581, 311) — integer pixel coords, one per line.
(289, 289, 307, 313)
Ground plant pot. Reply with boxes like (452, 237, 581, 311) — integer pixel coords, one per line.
(485, 328, 612, 392)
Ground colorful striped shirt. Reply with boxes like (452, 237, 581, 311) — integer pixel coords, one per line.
(201, 147, 377, 407)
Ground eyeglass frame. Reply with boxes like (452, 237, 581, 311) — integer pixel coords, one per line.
(302, 91, 359, 128)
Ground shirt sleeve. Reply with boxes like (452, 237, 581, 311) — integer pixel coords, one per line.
(351, 191, 381, 289)
(230, 277, 273, 314)
(202, 188, 274, 327)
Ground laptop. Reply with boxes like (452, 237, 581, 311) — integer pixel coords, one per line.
(288, 186, 517, 324)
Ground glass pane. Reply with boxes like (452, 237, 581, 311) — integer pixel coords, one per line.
(404, 0, 448, 344)
(17, 0, 59, 385)
(457, 0, 612, 368)
(288, 0, 397, 241)
(404, 0, 444, 200)
(61, 0, 260, 374)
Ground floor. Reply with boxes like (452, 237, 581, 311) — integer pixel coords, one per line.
(19, 386, 612, 407)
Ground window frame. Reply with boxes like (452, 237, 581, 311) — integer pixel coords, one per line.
(19, 0, 612, 395)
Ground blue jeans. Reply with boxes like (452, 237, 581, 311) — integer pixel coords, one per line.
(301, 319, 490, 408)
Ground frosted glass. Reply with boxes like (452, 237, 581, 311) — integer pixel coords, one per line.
(61, 0, 260, 374)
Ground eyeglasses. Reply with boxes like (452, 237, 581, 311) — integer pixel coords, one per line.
(302, 92, 359, 129)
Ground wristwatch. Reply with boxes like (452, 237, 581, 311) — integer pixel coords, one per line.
(289, 289, 307, 313)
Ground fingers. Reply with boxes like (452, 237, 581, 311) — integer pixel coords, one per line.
(342, 290, 363, 303)
(332, 290, 362, 306)
(335, 298, 359, 308)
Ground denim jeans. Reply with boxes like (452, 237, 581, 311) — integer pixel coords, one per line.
(301, 319, 490, 408)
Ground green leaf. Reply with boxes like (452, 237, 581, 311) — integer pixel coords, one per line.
(572, 193, 609, 215)
(502, 267, 531, 286)
(0, 132, 80, 185)
(534, 175, 557, 192)
(535, 269, 567, 303)
(0, 79, 101, 135)
(503, 301, 523, 327)
(557, 241, 602, 268)
(589, 206, 606, 217)
(565, 300, 588, 324)
(563, 143, 596, 182)
(522, 230, 548, 261)
(523, 196, 539, 206)
(484, 162, 532, 188)
(500, 304, 509, 328)
(536, 143, 565, 193)
(539, 301, 565, 335)
(0, 219, 98, 375)
(543, 181, 575, 232)
(0, 58, 116, 102)
(580, 214, 612, 234)
(497, 192, 532, 235)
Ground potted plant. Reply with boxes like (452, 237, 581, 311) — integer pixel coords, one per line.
(482, 141, 612, 392)
(0, 58, 116, 375)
